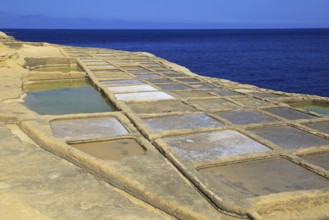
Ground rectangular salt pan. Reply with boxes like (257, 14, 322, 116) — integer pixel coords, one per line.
(127, 100, 197, 114)
(199, 158, 329, 199)
(108, 85, 158, 93)
(216, 110, 277, 125)
(70, 138, 145, 161)
(303, 121, 329, 134)
(250, 126, 329, 149)
(101, 79, 144, 85)
(163, 130, 270, 161)
(115, 91, 175, 101)
(265, 107, 315, 120)
(144, 114, 223, 132)
(51, 117, 129, 139)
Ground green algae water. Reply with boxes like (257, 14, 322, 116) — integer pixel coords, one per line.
(24, 80, 116, 115)
(290, 102, 329, 117)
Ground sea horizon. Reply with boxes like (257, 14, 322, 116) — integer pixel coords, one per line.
(2, 27, 329, 30)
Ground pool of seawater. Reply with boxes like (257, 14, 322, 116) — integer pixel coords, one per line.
(289, 101, 329, 117)
(24, 80, 116, 115)
(70, 138, 146, 161)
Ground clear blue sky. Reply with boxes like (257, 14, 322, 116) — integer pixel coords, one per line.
(1, 0, 329, 29)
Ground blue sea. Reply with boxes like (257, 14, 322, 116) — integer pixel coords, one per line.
(3, 29, 329, 97)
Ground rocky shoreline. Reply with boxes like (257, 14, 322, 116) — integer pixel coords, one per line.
(1, 31, 329, 220)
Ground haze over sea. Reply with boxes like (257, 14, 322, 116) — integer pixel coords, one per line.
(5, 29, 329, 97)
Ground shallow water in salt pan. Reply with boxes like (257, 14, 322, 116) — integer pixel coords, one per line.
(70, 138, 145, 160)
(24, 80, 115, 115)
